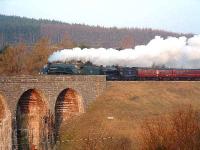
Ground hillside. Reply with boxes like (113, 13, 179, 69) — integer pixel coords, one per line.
(0, 14, 193, 49)
(58, 81, 200, 149)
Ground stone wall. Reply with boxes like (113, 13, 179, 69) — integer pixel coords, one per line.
(0, 114, 12, 150)
(0, 75, 106, 117)
(0, 75, 106, 149)
(0, 94, 12, 150)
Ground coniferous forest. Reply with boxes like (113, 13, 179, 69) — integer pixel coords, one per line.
(0, 14, 193, 49)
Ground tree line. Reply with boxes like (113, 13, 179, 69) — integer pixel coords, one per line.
(0, 14, 193, 50)
(0, 37, 76, 75)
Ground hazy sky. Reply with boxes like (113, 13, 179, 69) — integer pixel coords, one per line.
(0, 0, 200, 34)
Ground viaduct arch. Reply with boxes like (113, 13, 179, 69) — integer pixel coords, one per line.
(16, 89, 50, 150)
(0, 75, 106, 149)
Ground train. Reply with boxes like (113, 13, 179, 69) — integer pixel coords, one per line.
(41, 63, 200, 81)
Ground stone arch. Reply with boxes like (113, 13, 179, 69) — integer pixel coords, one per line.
(0, 92, 12, 150)
(55, 88, 84, 139)
(16, 89, 52, 150)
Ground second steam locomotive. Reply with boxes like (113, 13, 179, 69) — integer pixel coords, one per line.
(42, 63, 200, 81)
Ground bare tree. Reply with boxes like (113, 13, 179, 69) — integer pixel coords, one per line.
(120, 35, 135, 49)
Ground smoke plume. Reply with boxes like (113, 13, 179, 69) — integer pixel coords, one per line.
(48, 35, 200, 68)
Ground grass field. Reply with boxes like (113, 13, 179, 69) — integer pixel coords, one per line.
(58, 81, 200, 149)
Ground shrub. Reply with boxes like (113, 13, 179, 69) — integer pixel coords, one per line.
(139, 105, 200, 150)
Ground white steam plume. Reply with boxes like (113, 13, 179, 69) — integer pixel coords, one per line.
(48, 35, 200, 68)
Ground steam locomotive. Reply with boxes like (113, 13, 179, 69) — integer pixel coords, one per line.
(42, 63, 200, 81)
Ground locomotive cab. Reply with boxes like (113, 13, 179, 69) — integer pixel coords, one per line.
(100, 66, 120, 80)
(80, 64, 100, 75)
(119, 67, 138, 80)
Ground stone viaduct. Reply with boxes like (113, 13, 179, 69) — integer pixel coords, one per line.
(0, 75, 106, 150)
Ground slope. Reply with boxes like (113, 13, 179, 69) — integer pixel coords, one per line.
(58, 81, 200, 149)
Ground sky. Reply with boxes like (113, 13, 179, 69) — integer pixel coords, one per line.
(0, 0, 200, 34)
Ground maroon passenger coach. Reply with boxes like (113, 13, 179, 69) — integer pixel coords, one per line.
(137, 68, 200, 80)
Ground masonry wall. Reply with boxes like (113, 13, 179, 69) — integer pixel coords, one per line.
(0, 75, 106, 117)
(0, 75, 106, 149)
(0, 113, 12, 150)
(0, 94, 12, 150)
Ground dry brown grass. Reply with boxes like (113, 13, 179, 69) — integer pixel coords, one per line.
(139, 105, 200, 150)
(58, 81, 200, 149)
